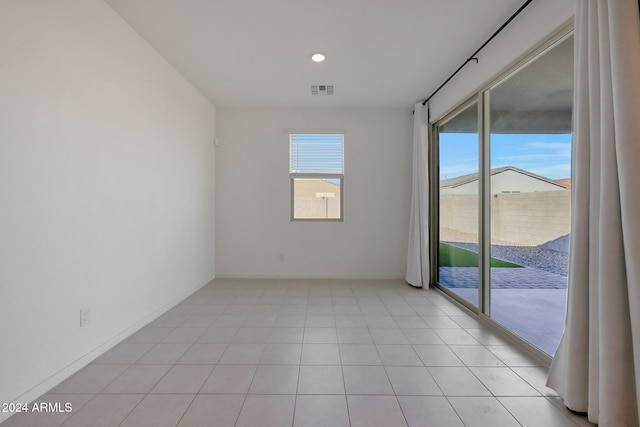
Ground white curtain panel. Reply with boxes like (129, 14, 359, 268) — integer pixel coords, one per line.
(405, 102, 430, 287)
(547, 1, 640, 425)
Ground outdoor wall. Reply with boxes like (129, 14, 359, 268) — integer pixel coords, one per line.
(440, 194, 479, 241)
(294, 197, 341, 219)
(491, 190, 571, 245)
(216, 107, 412, 279)
(293, 179, 341, 219)
(440, 190, 571, 246)
(0, 0, 216, 419)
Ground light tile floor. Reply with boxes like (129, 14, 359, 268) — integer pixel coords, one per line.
(1, 279, 595, 427)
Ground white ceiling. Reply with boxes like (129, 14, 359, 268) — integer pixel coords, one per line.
(104, 0, 528, 108)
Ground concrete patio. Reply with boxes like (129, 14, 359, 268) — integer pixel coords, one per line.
(439, 266, 567, 356)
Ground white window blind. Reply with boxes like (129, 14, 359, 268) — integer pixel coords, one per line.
(290, 134, 344, 174)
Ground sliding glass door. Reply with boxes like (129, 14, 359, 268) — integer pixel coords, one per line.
(435, 32, 573, 357)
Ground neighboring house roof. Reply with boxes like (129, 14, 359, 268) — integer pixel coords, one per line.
(440, 165, 568, 189)
(554, 178, 572, 188)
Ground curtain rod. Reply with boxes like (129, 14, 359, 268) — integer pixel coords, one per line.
(421, 0, 534, 106)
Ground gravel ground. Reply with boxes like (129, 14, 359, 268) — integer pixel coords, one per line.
(443, 241, 569, 277)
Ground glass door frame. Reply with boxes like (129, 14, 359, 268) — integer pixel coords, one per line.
(429, 24, 574, 365)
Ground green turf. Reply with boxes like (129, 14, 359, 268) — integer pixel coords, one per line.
(439, 242, 522, 268)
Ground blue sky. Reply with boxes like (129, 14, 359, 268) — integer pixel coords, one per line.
(439, 133, 572, 181)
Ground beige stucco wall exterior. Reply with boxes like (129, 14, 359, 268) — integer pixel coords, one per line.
(440, 190, 571, 246)
(293, 179, 341, 219)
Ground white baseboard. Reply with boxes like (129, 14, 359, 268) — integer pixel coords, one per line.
(214, 273, 405, 280)
(0, 278, 211, 424)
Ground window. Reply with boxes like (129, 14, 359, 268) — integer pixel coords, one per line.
(290, 134, 344, 220)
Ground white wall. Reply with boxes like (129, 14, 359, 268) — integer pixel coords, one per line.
(0, 0, 216, 417)
(429, 0, 574, 120)
(216, 108, 412, 279)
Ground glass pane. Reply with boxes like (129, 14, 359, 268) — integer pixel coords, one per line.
(438, 101, 479, 307)
(292, 178, 341, 219)
(488, 36, 573, 355)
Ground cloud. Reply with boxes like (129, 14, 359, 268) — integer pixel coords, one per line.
(492, 138, 571, 179)
(525, 141, 571, 150)
(496, 152, 571, 162)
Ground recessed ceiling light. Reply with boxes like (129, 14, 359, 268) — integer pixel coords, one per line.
(311, 53, 326, 63)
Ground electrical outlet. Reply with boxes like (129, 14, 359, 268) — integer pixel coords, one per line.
(80, 307, 90, 327)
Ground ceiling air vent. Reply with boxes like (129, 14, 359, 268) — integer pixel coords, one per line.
(311, 85, 334, 95)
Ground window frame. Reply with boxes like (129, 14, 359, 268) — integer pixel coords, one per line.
(289, 133, 344, 222)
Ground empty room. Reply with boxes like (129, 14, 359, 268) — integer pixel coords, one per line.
(1, 0, 638, 426)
